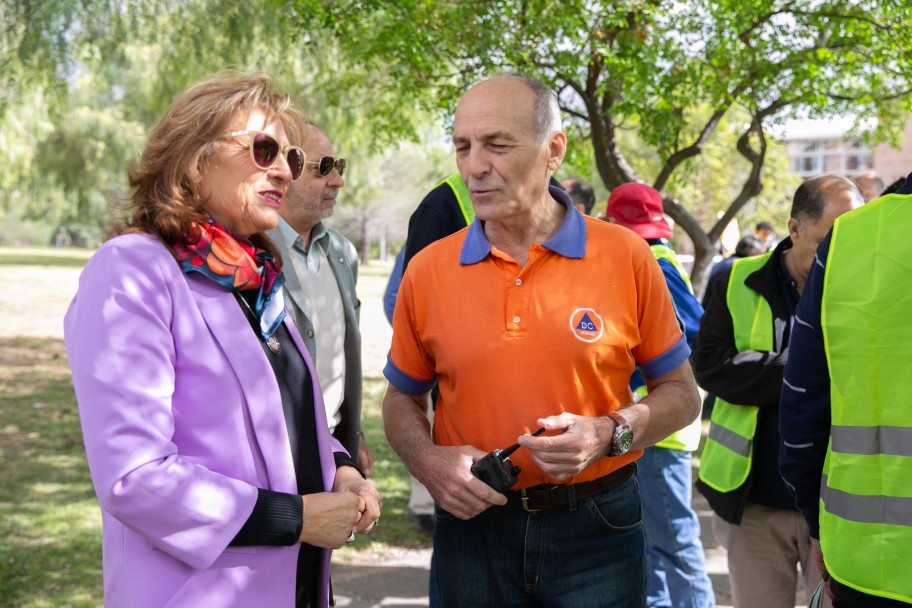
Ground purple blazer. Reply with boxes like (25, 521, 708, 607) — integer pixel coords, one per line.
(65, 233, 343, 607)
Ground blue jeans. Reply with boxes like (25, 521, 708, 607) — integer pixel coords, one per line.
(638, 446, 715, 608)
(433, 474, 645, 607)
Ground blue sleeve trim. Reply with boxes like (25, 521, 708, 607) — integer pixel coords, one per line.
(629, 368, 646, 393)
(639, 335, 690, 380)
(383, 353, 437, 396)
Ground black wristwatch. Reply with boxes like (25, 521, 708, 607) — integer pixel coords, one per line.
(603, 411, 634, 456)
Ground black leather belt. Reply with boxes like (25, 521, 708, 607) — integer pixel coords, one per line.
(506, 463, 636, 513)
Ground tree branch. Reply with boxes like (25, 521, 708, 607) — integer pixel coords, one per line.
(829, 87, 912, 103)
(792, 8, 893, 32)
(737, 10, 788, 44)
(573, 53, 638, 188)
(710, 114, 767, 245)
(653, 104, 732, 191)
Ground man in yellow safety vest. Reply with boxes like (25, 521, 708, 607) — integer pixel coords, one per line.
(692, 175, 863, 608)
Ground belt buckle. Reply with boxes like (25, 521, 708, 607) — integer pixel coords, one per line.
(520, 488, 542, 513)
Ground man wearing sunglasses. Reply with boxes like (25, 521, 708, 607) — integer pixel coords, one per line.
(268, 124, 374, 477)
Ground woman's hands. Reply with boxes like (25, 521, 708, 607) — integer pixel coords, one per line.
(298, 466, 382, 549)
(298, 491, 365, 548)
(334, 465, 382, 535)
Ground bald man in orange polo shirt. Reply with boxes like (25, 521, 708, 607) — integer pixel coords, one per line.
(382, 74, 701, 607)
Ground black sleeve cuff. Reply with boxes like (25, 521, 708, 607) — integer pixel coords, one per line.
(229, 488, 302, 547)
(334, 451, 365, 478)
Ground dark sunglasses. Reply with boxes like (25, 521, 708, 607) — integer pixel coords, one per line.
(306, 156, 347, 177)
(221, 130, 307, 181)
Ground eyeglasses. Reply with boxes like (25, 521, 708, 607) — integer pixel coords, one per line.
(221, 130, 307, 181)
(306, 156, 347, 177)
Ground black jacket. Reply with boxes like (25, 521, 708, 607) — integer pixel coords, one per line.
(403, 181, 468, 272)
(691, 237, 799, 523)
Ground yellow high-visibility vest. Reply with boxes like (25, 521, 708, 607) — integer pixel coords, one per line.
(641, 244, 702, 451)
(819, 194, 912, 604)
(438, 173, 475, 226)
(697, 253, 772, 492)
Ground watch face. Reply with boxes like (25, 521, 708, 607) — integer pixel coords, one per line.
(614, 427, 634, 455)
(605, 412, 633, 456)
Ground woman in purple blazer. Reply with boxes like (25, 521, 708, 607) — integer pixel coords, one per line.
(64, 73, 381, 608)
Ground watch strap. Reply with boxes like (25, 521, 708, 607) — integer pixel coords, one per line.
(603, 410, 633, 456)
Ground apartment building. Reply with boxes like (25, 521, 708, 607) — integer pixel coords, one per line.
(783, 115, 911, 187)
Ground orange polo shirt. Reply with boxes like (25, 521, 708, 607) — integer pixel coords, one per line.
(385, 188, 688, 488)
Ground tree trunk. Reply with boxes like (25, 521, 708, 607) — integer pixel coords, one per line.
(359, 213, 370, 265)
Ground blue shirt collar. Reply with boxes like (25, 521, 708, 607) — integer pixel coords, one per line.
(459, 185, 587, 265)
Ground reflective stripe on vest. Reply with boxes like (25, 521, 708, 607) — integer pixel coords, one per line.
(438, 173, 475, 226)
(819, 194, 912, 604)
(821, 473, 912, 527)
(697, 252, 772, 493)
(645, 244, 701, 451)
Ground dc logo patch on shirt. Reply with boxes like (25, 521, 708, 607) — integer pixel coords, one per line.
(569, 308, 605, 343)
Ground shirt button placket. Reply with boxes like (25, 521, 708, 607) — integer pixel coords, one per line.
(509, 273, 524, 330)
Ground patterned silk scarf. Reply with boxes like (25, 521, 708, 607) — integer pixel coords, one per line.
(172, 219, 286, 340)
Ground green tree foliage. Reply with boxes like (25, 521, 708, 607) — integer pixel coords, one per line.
(288, 0, 912, 283)
(0, 0, 447, 250)
(4, 1, 909, 265)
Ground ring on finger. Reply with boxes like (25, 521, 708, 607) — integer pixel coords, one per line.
(345, 531, 356, 544)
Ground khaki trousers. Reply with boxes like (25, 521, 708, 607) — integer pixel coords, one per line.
(713, 503, 829, 608)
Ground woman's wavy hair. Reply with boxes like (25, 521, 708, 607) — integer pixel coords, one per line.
(123, 72, 306, 262)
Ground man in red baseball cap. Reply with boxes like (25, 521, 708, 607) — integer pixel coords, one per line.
(606, 182, 714, 608)
(605, 182, 674, 239)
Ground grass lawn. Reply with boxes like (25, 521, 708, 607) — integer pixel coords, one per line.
(0, 337, 102, 606)
(0, 246, 94, 267)
(0, 249, 427, 606)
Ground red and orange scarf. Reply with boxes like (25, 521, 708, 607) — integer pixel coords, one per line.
(172, 219, 286, 340)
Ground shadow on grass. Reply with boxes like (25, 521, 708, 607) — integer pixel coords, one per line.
(0, 501, 103, 607)
(0, 337, 103, 607)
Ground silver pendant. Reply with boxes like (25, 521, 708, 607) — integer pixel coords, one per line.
(266, 335, 281, 355)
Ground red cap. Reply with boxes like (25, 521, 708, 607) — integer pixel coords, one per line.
(606, 182, 672, 240)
